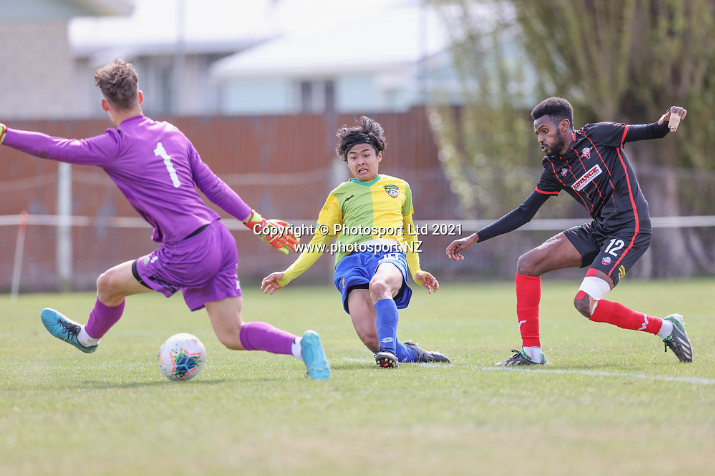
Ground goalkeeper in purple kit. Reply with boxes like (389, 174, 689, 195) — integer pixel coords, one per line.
(0, 59, 330, 380)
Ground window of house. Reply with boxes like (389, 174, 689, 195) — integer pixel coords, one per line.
(297, 79, 335, 113)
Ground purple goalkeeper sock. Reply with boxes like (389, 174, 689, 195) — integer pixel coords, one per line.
(85, 298, 125, 339)
(239, 321, 296, 355)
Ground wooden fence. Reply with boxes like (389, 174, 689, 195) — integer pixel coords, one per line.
(0, 107, 467, 291)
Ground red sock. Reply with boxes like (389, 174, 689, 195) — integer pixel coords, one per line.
(516, 274, 541, 347)
(590, 300, 663, 334)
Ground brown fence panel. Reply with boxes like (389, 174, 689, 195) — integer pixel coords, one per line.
(1, 108, 461, 292)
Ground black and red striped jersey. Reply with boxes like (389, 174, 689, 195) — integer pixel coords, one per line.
(477, 121, 670, 242)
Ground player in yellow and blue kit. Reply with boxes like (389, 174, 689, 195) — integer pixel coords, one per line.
(262, 117, 450, 368)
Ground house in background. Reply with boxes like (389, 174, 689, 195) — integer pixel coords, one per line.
(68, 0, 456, 118)
(69, 0, 280, 117)
(0, 0, 465, 292)
(0, 0, 133, 119)
(211, 0, 454, 115)
(1, 0, 457, 120)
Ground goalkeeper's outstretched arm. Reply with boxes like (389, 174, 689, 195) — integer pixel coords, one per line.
(243, 209, 299, 255)
(190, 149, 299, 254)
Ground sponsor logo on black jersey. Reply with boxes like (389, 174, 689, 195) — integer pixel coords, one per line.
(573, 164, 602, 191)
(561, 168, 568, 177)
(384, 185, 399, 198)
(581, 147, 592, 159)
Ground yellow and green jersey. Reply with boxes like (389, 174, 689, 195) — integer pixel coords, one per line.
(278, 174, 423, 286)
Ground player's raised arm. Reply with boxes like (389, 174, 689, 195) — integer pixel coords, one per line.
(614, 106, 689, 145)
(243, 210, 299, 254)
(446, 233, 479, 260)
(190, 149, 299, 254)
(657, 106, 687, 130)
(446, 190, 552, 261)
(0, 124, 120, 166)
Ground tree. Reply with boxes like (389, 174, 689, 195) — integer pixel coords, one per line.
(431, 0, 715, 277)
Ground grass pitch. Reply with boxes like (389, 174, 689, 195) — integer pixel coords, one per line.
(1, 279, 714, 476)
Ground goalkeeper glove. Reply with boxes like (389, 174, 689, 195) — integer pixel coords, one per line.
(243, 209, 299, 254)
(0, 123, 6, 145)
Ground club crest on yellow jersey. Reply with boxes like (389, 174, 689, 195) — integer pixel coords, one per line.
(384, 185, 399, 198)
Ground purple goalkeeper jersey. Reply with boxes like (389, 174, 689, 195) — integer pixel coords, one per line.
(4, 115, 252, 245)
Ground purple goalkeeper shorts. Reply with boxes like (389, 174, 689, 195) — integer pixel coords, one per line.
(133, 220, 242, 311)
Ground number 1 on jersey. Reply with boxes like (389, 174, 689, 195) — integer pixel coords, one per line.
(154, 142, 181, 188)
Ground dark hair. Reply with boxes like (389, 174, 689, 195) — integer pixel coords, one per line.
(335, 116, 387, 160)
(94, 59, 139, 110)
(531, 97, 574, 130)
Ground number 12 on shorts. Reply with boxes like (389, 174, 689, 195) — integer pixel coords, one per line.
(154, 142, 181, 188)
(605, 239, 624, 257)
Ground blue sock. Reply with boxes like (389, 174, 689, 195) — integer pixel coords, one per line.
(375, 298, 399, 354)
(370, 342, 416, 362)
(395, 341, 417, 362)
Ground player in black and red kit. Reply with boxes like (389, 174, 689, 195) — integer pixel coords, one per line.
(446, 97, 693, 365)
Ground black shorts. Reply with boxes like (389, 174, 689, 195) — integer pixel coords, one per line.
(563, 221, 651, 286)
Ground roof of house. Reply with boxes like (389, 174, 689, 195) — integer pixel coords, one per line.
(67, 0, 449, 77)
(0, 0, 133, 20)
(70, 0, 278, 57)
(211, 0, 449, 80)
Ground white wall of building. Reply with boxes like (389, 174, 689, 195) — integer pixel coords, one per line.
(0, 20, 76, 119)
(0, 0, 132, 120)
(220, 78, 295, 115)
(217, 70, 424, 116)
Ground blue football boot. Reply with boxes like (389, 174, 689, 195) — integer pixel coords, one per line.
(41, 308, 98, 353)
(301, 330, 330, 380)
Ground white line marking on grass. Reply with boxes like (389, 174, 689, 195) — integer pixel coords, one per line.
(476, 366, 715, 385)
(335, 357, 452, 368)
(12, 363, 154, 371)
(404, 362, 453, 368)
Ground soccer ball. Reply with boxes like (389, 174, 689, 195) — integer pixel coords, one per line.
(158, 333, 206, 381)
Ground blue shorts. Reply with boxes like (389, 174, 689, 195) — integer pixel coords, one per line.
(133, 220, 242, 311)
(333, 248, 412, 314)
